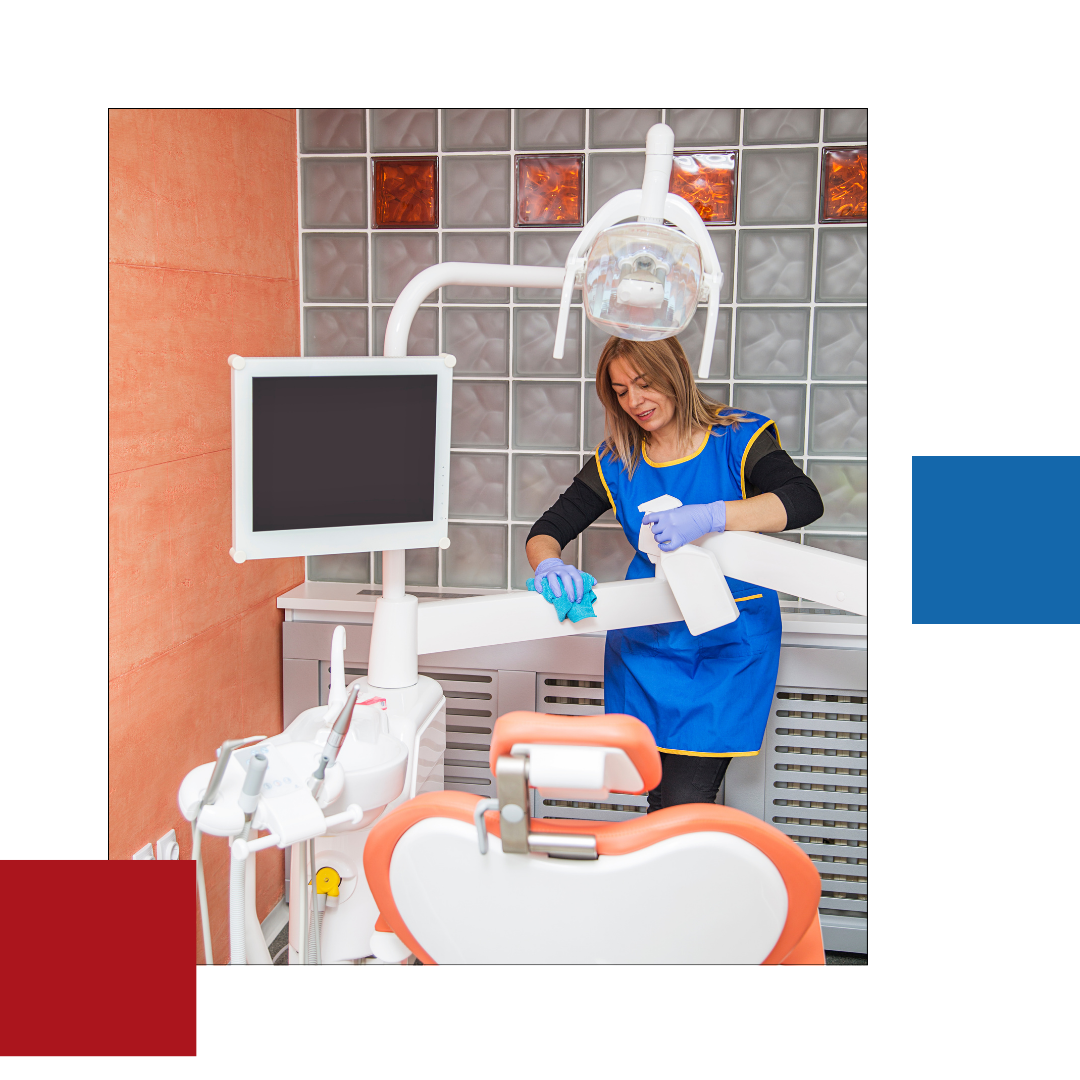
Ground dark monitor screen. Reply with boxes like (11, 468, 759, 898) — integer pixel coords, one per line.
(251, 374, 438, 532)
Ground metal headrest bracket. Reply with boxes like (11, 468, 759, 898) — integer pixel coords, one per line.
(476, 753, 597, 861)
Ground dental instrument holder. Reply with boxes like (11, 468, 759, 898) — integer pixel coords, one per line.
(239, 752, 268, 827)
(552, 124, 723, 380)
(201, 735, 266, 813)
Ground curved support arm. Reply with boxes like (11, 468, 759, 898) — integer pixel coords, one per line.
(698, 273, 721, 379)
(552, 258, 584, 360)
(651, 192, 723, 377)
(384, 262, 566, 357)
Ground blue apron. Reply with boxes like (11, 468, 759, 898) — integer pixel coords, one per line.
(596, 409, 782, 756)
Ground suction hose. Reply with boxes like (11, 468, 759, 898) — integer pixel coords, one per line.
(192, 823, 212, 966)
(229, 844, 247, 965)
(306, 839, 320, 965)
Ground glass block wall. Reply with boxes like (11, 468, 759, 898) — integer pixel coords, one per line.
(298, 109, 867, 593)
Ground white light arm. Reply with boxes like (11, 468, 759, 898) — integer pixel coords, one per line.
(638, 123, 675, 224)
(384, 262, 566, 357)
(417, 534, 866, 655)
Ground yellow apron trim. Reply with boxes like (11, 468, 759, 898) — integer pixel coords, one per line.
(732, 593, 763, 602)
(642, 423, 715, 468)
(657, 747, 760, 758)
(739, 420, 780, 499)
(594, 445, 618, 521)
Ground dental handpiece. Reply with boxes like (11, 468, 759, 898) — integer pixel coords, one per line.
(310, 682, 362, 796)
(238, 752, 268, 840)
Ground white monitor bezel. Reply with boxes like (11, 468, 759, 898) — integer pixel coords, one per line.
(230, 355, 452, 561)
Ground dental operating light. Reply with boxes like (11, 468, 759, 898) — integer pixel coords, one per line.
(552, 123, 723, 378)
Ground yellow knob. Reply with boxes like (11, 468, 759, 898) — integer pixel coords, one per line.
(315, 866, 342, 897)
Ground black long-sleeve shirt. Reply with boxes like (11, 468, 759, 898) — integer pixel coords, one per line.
(526, 428, 824, 550)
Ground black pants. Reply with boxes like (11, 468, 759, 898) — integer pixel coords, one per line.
(646, 752, 732, 812)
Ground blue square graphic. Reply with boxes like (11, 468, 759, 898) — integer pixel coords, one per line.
(913, 456, 1080, 623)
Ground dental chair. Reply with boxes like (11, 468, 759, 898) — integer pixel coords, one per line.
(363, 711, 825, 964)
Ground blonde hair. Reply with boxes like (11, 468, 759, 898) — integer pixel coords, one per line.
(594, 335, 744, 477)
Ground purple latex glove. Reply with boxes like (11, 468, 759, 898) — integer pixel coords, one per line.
(643, 500, 727, 552)
(535, 557, 585, 603)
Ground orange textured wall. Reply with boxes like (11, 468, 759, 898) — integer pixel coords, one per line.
(109, 109, 305, 963)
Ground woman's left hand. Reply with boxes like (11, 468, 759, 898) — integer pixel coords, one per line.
(643, 500, 727, 551)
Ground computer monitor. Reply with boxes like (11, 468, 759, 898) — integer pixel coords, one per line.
(229, 355, 453, 562)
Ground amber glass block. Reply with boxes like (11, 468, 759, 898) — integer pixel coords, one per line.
(516, 155, 584, 227)
(669, 151, 737, 225)
(820, 147, 867, 222)
(373, 158, 438, 228)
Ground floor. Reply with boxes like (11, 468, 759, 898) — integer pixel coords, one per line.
(269, 921, 867, 965)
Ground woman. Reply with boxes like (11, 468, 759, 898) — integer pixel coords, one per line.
(526, 335, 824, 811)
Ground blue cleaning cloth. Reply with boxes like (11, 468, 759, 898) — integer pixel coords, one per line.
(527, 571, 599, 623)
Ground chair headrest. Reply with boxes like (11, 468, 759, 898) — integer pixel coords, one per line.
(489, 712, 662, 794)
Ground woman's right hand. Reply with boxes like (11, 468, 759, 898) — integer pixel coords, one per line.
(533, 557, 585, 604)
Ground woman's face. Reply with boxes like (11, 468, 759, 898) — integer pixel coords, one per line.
(607, 354, 675, 436)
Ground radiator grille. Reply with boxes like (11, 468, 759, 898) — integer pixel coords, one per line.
(423, 668, 498, 797)
(767, 686, 868, 924)
(533, 672, 649, 823)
